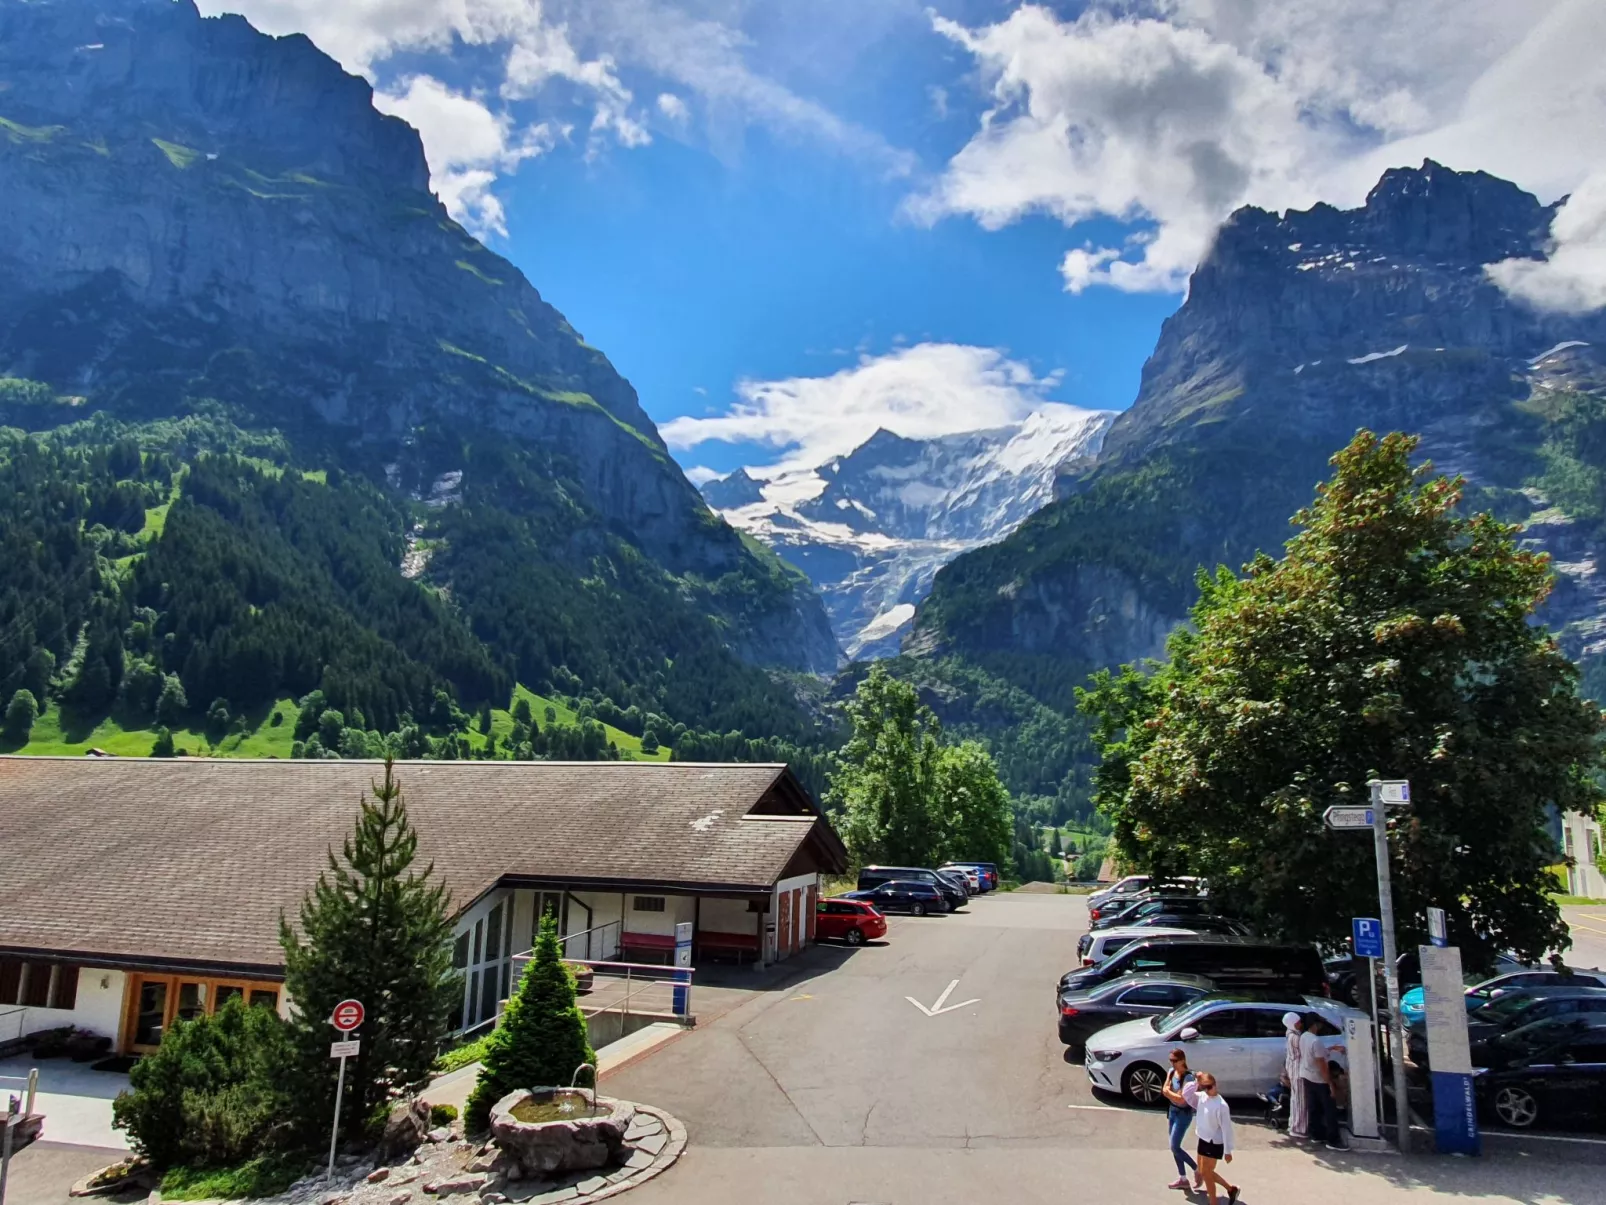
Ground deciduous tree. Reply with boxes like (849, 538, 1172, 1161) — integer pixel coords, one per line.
(1079, 431, 1602, 965)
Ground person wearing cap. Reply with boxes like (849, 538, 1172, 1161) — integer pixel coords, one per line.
(1283, 1011, 1308, 1138)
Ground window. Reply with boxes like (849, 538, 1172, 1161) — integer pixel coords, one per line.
(0, 961, 82, 1011)
(480, 965, 500, 1021)
(472, 920, 483, 965)
(452, 932, 470, 970)
(484, 905, 503, 967)
(1566, 1041, 1606, 1064)
(249, 989, 279, 1011)
(1249, 1011, 1292, 1038)
(634, 897, 666, 912)
(1118, 984, 1181, 1005)
(1194, 1009, 1252, 1038)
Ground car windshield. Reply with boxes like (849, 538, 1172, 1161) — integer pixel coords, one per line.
(1473, 993, 1548, 1022)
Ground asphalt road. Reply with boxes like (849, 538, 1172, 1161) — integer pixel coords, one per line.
(609, 890, 1606, 1205)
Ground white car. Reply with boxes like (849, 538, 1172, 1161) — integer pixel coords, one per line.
(943, 865, 981, 890)
(1088, 875, 1201, 912)
(1084, 994, 1362, 1105)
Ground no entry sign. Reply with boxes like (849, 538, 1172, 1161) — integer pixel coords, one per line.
(331, 999, 364, 1032)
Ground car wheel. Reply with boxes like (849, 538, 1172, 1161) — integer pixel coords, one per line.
(1123, 1062, 1167, 1106)
(1492, 1085, 1539, 1129)
(912, 902, 927, 917)
(845, 927, 865, 946)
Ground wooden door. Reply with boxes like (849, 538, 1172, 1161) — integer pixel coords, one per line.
(778, 890, 793, 956)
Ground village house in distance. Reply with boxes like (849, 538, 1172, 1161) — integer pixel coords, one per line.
(0, 757, 846, 1055)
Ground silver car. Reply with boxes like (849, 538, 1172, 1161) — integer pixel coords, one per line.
(1083, 993, 1362, 1104)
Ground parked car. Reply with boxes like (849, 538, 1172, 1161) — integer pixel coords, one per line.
(1399, 965, 1603, 1026)
(1473, 1017, 1606, 1130)
(1124, 914, 1254, 938)
(1059, 936, 1329, 999)
(935, 868, 974, 899)
(858, 865, 967, 911)
(1084, 993, 1363, 1104)
(1077, 926, 1203, 967)
(943, 865, 982, 891)
(1409, 986, 1606, 1069)
(945, 862, 997, 891)
(815, 897, 888, 946)
(1088, 875, 1200, 913)
(1057, 972, 1216, 1050)
(843, 880, 948, 916)
(1091, 894, 1224, 930)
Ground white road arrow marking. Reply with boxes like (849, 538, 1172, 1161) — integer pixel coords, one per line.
(906, 979, 980, 1017)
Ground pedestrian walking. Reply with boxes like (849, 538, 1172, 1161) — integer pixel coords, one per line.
(1283, 1011, 1308, 1138)
(1299, 1011, 1347, 1150)
(1160, 1049, 1201, 1191)
(1190, 1072, 1239, 1205)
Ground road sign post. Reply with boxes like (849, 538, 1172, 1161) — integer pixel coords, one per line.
(1368, 779, 1412, 1154)
(1324, 805, 1376, 830)
(1428, 906, 1448, 948)
(327, 1000, 364, 1182)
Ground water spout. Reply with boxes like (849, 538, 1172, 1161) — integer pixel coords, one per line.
(571, 1062, 597, 1113)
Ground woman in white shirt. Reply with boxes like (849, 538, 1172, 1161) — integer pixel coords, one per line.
(1283, 1011, 1307, 1137)
(1189, 1073, 1239, 1205)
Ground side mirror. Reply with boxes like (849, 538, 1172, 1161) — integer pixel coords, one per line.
(1179, 1027, 1200, 1042)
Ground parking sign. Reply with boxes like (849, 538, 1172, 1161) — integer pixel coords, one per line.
(1352, 916, 1384, 959)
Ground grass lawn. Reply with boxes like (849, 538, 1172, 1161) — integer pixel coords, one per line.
(1553, 894, 1606, 906)
(480, 685, 669, 761)
(7, 699, 299, 758)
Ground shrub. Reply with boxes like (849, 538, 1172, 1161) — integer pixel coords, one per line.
(4, 688, 38, 741)
(464, 913, 595, 1132)
(430, 1103, 459, 1127)
(112, 997, 294, 1169)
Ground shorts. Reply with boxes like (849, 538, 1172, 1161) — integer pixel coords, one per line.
(1196, 1139, 1225, 1160)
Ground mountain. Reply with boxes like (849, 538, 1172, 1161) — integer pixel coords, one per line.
(703, 403, 1113, 658)
(0, 0, 838, 766)
(912, 161, 1606, 718)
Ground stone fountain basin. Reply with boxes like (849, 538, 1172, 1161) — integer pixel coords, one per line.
(489, 1088, 637, 1174)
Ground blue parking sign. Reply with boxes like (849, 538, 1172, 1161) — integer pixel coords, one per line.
(1352, 917, 1384, 959)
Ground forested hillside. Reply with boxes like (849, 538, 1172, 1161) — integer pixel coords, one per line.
(0, 0, 839, 791)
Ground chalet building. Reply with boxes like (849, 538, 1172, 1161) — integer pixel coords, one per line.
(0, 757, 845, 1055)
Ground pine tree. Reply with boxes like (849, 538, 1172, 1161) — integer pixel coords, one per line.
(150, 726, 176, 758)
(464, 912, 595, 1133)
(279, 759, 459, 1141)
(4, 688, 38, 742)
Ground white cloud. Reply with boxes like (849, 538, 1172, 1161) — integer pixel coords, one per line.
(661, 343, 1063, 475)
(1488, 172, 1606, 314)
(682, 464, 720, 486)
(919, 0, 1606, 297)
(373, 76, 556, 236)
(657, 92, 689, 123)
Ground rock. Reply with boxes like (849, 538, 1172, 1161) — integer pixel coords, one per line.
(368, 1169, 392, 1184)
(630, 1132, 666, 1157)
(466, 1155, 501, 1175)
(431, 1175, 488, 1197)
(574, 1177, 608, 1195)
(480, 1195, 507, 1204)
(381, 1099, 433, 1160)
(388, 1194, 413, 1205)
(426, 1128, 453, 1144)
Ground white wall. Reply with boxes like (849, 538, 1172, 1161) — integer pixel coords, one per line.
(1, 969, 127, 1047)
(1564, 811, 1606, 898)
(619, 892, 694, 937)
(698, 897, 757, 936)
(769, 873, 820, 961)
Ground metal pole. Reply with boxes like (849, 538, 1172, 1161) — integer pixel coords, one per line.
(326, 1054, 348, 1182)
(0, 1097, 18, 1205)
(1368, 955, 1384, 1135)
(1370, 779, 1411, 1153)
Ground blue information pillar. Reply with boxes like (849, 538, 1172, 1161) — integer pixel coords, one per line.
(1420, 944, 1480, 1155)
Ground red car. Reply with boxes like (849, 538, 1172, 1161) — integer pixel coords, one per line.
(816, 897, 888, 946)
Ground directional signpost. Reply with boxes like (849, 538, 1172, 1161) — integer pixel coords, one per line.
(1323, 782, 1413, 1152)
(327, 1000, 364, 1181)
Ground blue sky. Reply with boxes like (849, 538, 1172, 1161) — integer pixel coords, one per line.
(215, 0, 1606, 480)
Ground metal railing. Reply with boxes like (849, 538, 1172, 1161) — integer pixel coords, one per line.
(569, 960, 695, 1022)
(0, 1010, 27, 1051)
(0, 1068, 37, 1119)
(562, 920, 622, 963)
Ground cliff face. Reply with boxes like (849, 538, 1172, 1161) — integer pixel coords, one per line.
(0, 0, 838, 675)
(915, 161, 1606, 683)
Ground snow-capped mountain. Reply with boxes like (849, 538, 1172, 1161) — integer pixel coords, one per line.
(702, 404, 1114, 659)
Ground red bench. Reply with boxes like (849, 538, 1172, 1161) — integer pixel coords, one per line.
(620, 932, 676, 964)
(696, 931, 760, 964)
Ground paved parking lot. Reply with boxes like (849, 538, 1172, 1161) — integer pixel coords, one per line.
(607, 891, 1606, 1204)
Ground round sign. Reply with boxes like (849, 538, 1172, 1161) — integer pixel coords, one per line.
(331, 999, 365, 1032)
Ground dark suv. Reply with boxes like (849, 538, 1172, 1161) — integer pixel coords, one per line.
(1058, 936, 1327, 998)
(858, 865, 966, 912)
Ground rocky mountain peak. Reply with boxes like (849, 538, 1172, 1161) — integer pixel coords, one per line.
(1355, 159, 1550, 262)
(700, 467, 766, 510)
(0, 0, 429, 191)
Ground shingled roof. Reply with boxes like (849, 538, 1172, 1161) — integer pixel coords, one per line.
(0, 757, 845, 975)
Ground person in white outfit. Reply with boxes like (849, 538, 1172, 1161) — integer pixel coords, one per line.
(1187, 1073, 1239, 1205)
(1283, 1011, 1308, 1138)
